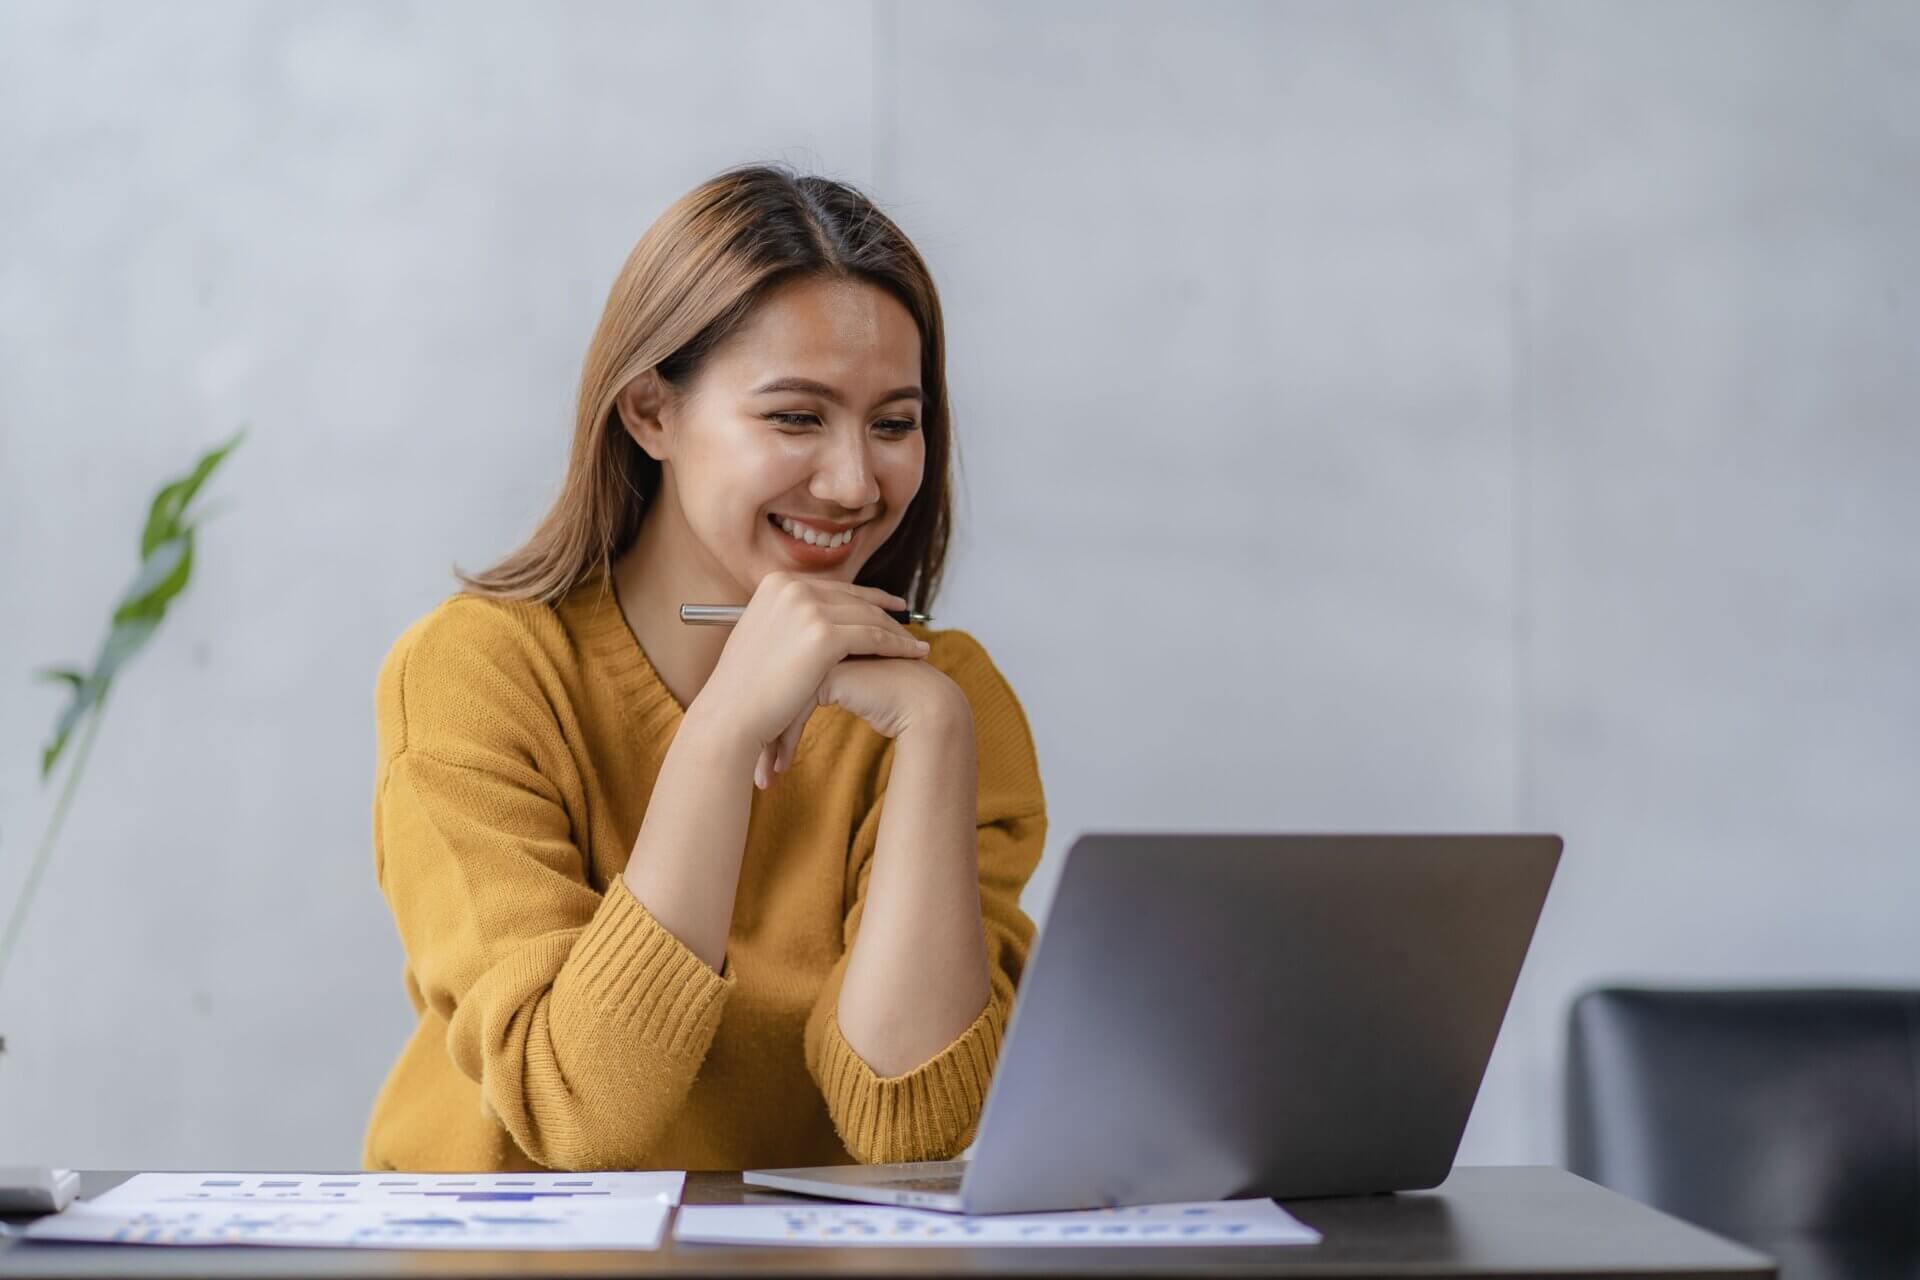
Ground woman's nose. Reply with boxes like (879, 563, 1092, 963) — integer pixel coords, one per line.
(813, 436, 880, 509)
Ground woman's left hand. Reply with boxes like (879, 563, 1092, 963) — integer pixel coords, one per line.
(755, 654, 970, 789)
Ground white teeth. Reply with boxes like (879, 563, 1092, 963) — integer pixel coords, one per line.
(774, 515, 856, 550)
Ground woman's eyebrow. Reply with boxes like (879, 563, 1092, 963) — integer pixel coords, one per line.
(751, 376, 923, 408)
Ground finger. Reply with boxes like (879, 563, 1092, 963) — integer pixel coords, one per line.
(767, 707, 805, 777)
(836, 624, 931, 660)
(823, 603, 919, 639)
(810, 579, 909, 609)
(754, 745, 772, 790)
(774, 706, 812, 774)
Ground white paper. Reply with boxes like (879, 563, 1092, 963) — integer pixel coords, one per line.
(25, 1171, 685, 1250)
(89, 1170, 686, 1207)
(672, 1198, 1322, 1247)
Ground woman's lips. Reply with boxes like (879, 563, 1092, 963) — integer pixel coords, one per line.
(768, 513, 861, 567)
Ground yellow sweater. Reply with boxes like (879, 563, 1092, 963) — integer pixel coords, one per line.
(361, 569, 1046, 1172)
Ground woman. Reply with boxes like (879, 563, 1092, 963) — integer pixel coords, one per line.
(362, 164, 1047, 1173)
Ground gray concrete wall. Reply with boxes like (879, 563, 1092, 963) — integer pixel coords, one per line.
(1, 0, 1914, 1169)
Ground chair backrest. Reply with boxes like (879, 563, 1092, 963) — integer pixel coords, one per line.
(1565, 986, 1920, 1246)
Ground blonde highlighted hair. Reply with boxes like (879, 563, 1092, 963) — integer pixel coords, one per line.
(456, 163, 955, 612)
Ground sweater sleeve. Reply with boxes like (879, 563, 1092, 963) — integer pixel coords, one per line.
(801, 628, 1047, 1163)
(372, 599, 734, 1170)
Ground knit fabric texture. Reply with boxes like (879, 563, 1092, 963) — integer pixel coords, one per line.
(361, 569, 1046, 1171)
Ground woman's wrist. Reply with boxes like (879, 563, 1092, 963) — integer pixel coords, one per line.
(897, 689, 974, 749)
(674, 698, 761, 777)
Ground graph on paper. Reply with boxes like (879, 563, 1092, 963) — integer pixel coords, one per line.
(23, 1171, 683, 1250)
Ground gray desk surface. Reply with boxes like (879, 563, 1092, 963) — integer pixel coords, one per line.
(0, 1166, 1774, 1280)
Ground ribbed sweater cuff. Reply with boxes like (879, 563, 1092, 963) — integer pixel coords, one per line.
(552, 875, 734, 1058)
(816, 998, 1005, 1164)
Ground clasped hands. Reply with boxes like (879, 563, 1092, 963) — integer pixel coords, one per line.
(691, 571, 972, 791)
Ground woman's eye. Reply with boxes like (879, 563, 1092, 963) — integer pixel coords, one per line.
(768, 412, 919, 435)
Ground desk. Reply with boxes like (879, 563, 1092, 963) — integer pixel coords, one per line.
(1, 1166, 1773, 1279)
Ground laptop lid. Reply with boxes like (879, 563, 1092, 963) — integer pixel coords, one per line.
(959, 832, 1561, 1214)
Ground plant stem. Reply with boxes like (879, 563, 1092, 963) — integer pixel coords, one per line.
(0, 692, 109, 1000)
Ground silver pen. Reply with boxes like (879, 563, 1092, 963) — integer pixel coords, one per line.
(680, 604, 931, 626)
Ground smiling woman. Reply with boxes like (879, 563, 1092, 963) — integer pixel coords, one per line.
(606, 271, 933, 611)
(360, 164, 1047, 1174)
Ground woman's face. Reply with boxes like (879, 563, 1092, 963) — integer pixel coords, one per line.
(639, 274, 927, 594)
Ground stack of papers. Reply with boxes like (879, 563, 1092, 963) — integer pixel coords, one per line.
(674, 1198, 1322, 1247)
(21, 1172, 683, 1250)
(20, 1173, 1320, 1251)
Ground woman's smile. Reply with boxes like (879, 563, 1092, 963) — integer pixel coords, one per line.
(767, 511, 865, 567)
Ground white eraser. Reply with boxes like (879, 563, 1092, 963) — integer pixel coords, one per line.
(0, 1168, 80, 1215)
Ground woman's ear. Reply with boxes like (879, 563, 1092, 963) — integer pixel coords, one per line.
(614, 369, 673, 462)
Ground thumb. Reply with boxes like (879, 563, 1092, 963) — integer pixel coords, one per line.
(773, 702, 815, 776)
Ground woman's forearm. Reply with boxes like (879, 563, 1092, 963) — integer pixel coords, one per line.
(621, 703, 760, 974)
(836, 706, 991, 1076)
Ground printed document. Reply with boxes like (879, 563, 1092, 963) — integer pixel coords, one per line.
(23, 1171, 683, 1250)
(673, 1197, 1321, 1247)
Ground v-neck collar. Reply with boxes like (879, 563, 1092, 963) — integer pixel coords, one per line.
(558, 564, 839, 771)
(560, 567, 686, 753)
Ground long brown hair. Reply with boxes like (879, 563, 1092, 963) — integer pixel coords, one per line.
(455, 163, 956, 612)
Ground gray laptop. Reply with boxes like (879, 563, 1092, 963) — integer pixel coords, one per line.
(744, 831, 1561, 1215)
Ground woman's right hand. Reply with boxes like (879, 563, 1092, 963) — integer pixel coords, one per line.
(691, 570, 930, 788)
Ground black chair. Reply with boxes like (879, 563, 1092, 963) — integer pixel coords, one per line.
(1565, 986, 1920, 1280)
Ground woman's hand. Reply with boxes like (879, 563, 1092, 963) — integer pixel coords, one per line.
(689, 571, 936, 789)
(759, 649, 969, 787)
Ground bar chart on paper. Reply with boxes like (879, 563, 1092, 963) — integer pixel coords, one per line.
(22, 1172, 685, 1250)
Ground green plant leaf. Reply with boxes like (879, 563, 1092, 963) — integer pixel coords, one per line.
(34, 669, 96, 775)
(39, 615, 154, 780)
(112, 530, 194, 623)
(139, 425, 245, 558)
(93, 614, 162, 686)
(37, 429, 242, 782)
(40, 677, 104, 780)
(16, 428, 245, 1012)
